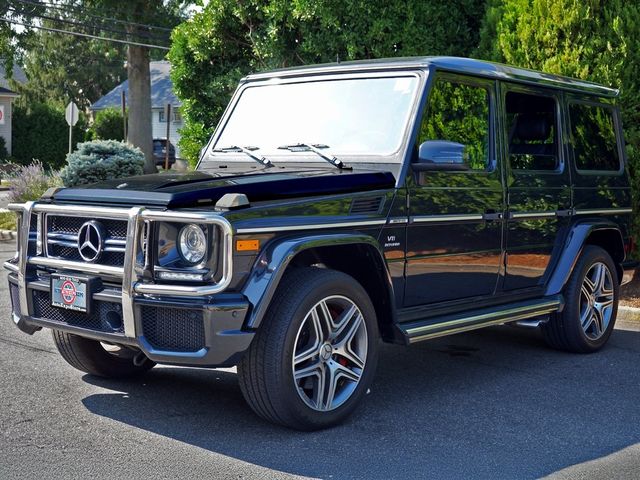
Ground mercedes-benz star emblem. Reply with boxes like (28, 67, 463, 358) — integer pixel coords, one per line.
(77, 221, 104, 263)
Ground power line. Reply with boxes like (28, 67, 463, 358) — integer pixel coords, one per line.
(7, 6, 172, 43)
(10, 0, 175, 34)
(0, 17, 171, 50)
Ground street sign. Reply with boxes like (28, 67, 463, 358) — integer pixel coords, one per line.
(65, 102, 79, 127)
(0, 105, 4, 125)
(65, 101, 79, 154)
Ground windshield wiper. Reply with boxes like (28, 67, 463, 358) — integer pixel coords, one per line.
(212, 145, 273, 167)
(278, 143, 346, 169)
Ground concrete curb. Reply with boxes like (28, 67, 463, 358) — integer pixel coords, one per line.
(0, 230, 15, 241)
(619, 305, 640, 322)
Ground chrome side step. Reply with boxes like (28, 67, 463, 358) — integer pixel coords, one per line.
(397, 295, 563, 344)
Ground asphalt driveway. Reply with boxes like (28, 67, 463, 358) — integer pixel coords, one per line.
(1, 239, 639, 479)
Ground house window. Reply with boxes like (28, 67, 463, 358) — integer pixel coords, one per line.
(159, 108, 182, 123)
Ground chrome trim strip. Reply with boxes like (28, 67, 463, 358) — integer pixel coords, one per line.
(405, 298, 561, 343)
(575, 208, 632, 215)
(17, 202, 34, 316)
(105, 238, 126, 246)
(122, 207, 143, 337)
(3, 260, 18, 273)
(387, 217, 408, 225)
(47, 239, 77, 248)
(236, 219, 387, 234)
(29, 256, 125, 276)
(509, 211, 557, 219)
(410, 213, 484, 223)
(47, 232, 78, 241)
(32, 204, 132, 218)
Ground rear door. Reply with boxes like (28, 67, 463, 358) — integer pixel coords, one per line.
(500, 84, 572, 291)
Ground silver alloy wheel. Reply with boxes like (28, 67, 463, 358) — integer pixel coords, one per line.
(580, 262, 615, 340)
(292, 295, 368, 412)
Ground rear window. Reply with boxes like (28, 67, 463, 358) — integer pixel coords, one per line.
(569, 103, 621, 172)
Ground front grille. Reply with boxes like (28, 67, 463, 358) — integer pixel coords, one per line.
(141, 306, 205, 352)
(10, 283, 21, 317)
(46, 215, 127, 266)
(31, 290, 124, 334)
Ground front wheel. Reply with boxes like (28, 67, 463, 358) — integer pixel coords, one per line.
(238, 268, 379, 430)
(52, 330, 155, 377)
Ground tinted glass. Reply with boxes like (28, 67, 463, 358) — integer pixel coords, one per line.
(214, 76, 419, 158)
(419, 78, 490, 170)
(569, 103, 620, 172)
(506, 91, 559, 171)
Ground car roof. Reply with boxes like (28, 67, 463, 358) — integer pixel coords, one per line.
(243, 56, 618, 98)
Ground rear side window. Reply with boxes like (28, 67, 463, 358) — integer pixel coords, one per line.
(569, 103, 620, 172)
(505, 91, 559, 172)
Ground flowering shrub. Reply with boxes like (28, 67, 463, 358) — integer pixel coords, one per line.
(0, 161, 61, 231)
(8, 161, 61, 203)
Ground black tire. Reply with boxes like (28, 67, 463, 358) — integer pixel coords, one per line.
(542, 245, 619, 353)
(52, 330, 155, 378)
(238, 267, 379, 431)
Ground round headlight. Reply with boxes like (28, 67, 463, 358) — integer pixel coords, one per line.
(178, 224, 207, 264)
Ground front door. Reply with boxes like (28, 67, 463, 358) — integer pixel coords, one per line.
(500, 84, 572, 291)
(404, 73, 504, 307)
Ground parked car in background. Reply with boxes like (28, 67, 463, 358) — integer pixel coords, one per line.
(4, 57, 636, 431)
(153, 138, 176, 167)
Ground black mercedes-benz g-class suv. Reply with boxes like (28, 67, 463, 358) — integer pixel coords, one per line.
(5, 57, 636, 430)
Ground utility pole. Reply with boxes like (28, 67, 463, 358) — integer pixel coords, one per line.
(121, 90, 127, 141)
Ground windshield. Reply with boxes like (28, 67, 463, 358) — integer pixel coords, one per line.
(212, 75, 419, 160)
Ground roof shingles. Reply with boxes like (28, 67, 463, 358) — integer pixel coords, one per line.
(91, 61, 181, 110)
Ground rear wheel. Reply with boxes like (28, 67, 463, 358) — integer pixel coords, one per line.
(238, 268, 379, 430)
(52, 330, 155, 377)
(542, 245, 619, 353)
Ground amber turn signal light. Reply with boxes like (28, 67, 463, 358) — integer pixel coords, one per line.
(236, 239, 260, 251)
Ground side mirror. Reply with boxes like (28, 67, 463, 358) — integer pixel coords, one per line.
(413, 140, 469, 172)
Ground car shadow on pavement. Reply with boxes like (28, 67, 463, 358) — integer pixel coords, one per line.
(81, 325, 640, 479)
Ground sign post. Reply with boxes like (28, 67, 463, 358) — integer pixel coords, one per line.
(65, 102, 79, 154)
(164, 103, 172, 170)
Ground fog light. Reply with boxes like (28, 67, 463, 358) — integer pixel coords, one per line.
(157, 271, 205, 282)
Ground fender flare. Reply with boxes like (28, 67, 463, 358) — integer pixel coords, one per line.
(545, 221, 624, 296)
(241, 232, 394, 329)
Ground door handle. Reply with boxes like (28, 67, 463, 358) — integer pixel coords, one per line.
(483, 210, 503, 221)
(556, 208, 575, 217)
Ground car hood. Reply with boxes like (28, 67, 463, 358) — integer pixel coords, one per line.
(52, 167, 396, 208)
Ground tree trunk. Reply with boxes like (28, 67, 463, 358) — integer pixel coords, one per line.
(126, 43, 156, 174)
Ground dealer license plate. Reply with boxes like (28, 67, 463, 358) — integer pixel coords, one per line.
(51, 274, 90, 313)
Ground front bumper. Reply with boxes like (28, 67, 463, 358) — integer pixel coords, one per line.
(4, 202, 254, 367)
(8, 273, 253, 367)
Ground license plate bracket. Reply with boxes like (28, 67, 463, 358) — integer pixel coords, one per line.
(51, 274, 101, 314)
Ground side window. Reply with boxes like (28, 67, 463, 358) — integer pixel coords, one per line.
(505, 91, 559, 171)
(569, 103, 620, 172)
(418, 78, 491, 171)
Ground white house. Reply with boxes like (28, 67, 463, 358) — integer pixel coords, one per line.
(0, 64, 26, 156)
(90, 61, 183, 158)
